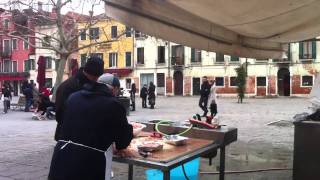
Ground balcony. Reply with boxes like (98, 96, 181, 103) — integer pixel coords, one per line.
(1, 50, 12, 58)
(171, 57, 184, 66)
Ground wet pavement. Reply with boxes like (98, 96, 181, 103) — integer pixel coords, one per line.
(0, 96, 306, 180)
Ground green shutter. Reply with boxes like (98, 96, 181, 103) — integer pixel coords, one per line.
(299, 42, 303, 59)
(312, 40, 317, 59)
(288, 43, 291, 61)
(191, 48, 195, 62)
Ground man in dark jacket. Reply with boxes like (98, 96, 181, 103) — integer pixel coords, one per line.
(22, 81, 33, 112)
(2, 84, 12, 113)
(148, 82, 156, 109)
(130, 83, 136, 111)
(54, 57, 104, 141)
(48, 73, 133, 180)
(199, 76, 211, 117)
(140, 84, 148, 108)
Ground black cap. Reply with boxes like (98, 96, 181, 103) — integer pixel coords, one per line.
(84, 56, 104, 77)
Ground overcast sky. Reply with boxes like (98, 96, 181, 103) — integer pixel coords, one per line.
(0, 0, 105, 15)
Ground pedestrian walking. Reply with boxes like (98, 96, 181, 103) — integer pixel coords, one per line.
(48, 73, 133, 180)
(2, 85, 12, 113)
(54, 56, 104, 141)
(130, 83, 136, 111)
(208, 80, 218, 117)
(140, 84, 148, 108)
(22, 81, 33, 112)
(148, 82, 156, 109)
(199, 76, 211, 117)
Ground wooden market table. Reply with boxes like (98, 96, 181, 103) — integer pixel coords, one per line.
(113, 122, 238, 180)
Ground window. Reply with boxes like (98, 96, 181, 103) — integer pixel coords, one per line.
(90, 53, 103, 61)
(3, 40, 10, 55)
(215, 77, 224, 86)
(216, 53, 224, 63)
(45, 78, 53, 88)
(299, 41, 316, 59)
(230, 77, 237, 87)
(125, 26, 131, 37)
(126, 79, 131, 89)
(302, 76, 313, 87)
(42, 36, 51, 47)
(125, 52, 132, 67)
(12, 61, 17, 72)
(137, 47, 144, 64)
(257, 77, 267, 86)
(158, 46, 165, 64)
(109, 53, 118, 67)
(45, 56, 52, 69)
(89, 28, 99, 40)
(157, 73, 165, 87)
(24, 38, 29, 49)
(3, 60, 11, 72)
(0, 62, 2, 72)
(12, 39, 17, 50)
(80, 29, 86, 40)
(30, 59, 35, 70)
(171, 45, 184, 65)
(80, 54, 87, 67)
(111, 26, 117, 38)
(191, 48, 201, 63)
(55, 59, 60, 71)
(4, 19, 9, 29)
(135, 30, 141, 38)
(230, 56, 239, 62)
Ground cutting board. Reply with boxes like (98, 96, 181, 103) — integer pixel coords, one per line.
(128, 136, 213, 163)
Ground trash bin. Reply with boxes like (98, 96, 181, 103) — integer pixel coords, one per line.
(117, 97, 130, 116)
(293, 121, 320, 180)
(145, 158, 200, 180)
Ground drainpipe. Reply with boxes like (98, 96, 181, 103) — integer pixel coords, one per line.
(168, 41, 171, 78)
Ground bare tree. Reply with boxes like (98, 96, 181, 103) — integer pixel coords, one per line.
(0, 0, 126, 97)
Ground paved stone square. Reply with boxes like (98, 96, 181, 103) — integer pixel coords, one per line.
(0, 97, 308, 180)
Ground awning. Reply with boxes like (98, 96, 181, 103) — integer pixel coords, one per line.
(0, 72, 30, 81)
(104, 68, 132, 77)
(104, 0, 320, 59)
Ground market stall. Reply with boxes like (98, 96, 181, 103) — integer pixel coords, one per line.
(113, 121, 237, 180)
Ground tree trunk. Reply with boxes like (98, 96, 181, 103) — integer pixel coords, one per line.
(52, 54, 68, 101)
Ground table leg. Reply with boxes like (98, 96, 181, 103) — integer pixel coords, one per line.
(128, 164, 133, 180)
(219, 146, 225, 180)
(163, 170, 170, 180)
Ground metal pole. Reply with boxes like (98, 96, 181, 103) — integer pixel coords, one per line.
(163, 170, 170, 180)
(128, 164, 133, 180)
(219, 146, 226, 180)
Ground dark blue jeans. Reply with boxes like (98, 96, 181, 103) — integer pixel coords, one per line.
(25, 98, 33, 112)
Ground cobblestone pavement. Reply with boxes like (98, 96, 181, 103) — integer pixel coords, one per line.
(0, 97, 308, 180)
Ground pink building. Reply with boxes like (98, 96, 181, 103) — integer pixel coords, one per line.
(0, 9, 35, 95)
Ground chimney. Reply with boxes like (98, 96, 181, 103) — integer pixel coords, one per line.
(38, 1, 43, 12)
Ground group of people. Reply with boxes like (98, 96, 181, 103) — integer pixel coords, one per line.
(49, 57, 133, 180)
(128, 81, 156, 111)
(199, 76, 218, 118)
(140, 82, 156, 109)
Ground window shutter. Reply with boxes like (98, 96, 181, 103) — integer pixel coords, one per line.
(312, 40, 317, 59)
(288, 43, 291, 61)
(191, 48, 195, 62)
(109, 53, 112, 67)
(299, 42, 303, 59)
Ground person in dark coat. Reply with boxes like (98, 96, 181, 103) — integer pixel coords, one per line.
(130, 83, 136, 111)
(140, 84, 147, 108)
(148, 81, 156, 109)
(199, 76, 211, 117)
(48, 73, 133, 180)
(54, 57, 104, 141)
(22, 81, 33, 112)
(2, 84, 12, 113)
